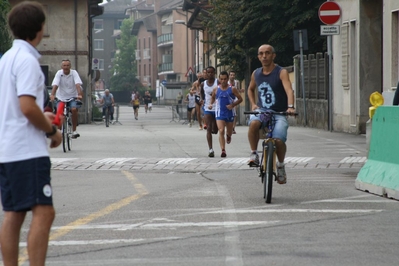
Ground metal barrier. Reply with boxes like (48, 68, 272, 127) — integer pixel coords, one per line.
(169, 104, 189, 124)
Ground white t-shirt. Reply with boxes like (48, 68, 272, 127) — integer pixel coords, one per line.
(0, 40, 48, 163)
(203, 79, 218, 112)
(52, 69, 82, 101)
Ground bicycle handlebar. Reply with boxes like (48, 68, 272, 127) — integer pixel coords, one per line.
(244, 111, 298, 116)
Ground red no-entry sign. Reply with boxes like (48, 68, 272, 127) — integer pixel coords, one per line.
(319, 1, 341, 25)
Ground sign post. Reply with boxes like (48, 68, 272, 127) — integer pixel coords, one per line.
(319, 1, 341, 132)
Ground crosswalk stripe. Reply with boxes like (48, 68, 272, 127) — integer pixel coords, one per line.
(157, 158, 196, 164)
(94, 158, 136, 165)
(339, 157, 367, 163)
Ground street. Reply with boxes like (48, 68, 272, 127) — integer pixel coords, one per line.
(8, 105, 399, 266)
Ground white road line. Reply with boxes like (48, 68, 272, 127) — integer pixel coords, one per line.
(94, 158, 136, 165)
(339, 157, 367, 163)
(285, 157, 314, 163)
(50, 221, 279, 231)
(218, 157, 314, 164)
(19, 237, 182, 247)
(216, 183, 243, 265)
(51, 158, 77, 163)
(206, 209, 383, 214)
(157, 158, 196, 164)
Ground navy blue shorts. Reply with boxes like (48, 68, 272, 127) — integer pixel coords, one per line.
(0, 157, 53, 212)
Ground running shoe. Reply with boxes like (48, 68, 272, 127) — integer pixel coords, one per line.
(208, 149, 215, 158)
(221, 150, 226, 157)
(248, 152, 259, 167)
(276, 164, 287, 184)
(72, 131, 80, 138)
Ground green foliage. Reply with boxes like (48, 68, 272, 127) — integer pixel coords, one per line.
(110, 18, 139, 91)
(203, 0, 326, 80)
(0, 0, 12, 54)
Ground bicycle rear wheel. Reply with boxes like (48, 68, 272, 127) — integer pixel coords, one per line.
(62, 118, 67, 152)
(67, 117, 72, 151)
(265, 140, 274, 203)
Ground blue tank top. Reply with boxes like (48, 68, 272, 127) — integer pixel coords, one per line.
(254, 65, 287, 112)
(215, 86, 236, 118)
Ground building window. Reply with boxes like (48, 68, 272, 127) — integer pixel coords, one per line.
(94, 19, 103, 30)
(99, 59, 104, 70)
(115, 19, 123, 29)
(94, 39, 104, 50)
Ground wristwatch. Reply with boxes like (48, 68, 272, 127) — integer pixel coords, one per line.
(288, 104, 295, 109)
(46, 125, 57, 138)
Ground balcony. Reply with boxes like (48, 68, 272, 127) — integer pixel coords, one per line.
(159, 63, 173, 73)
(157, 33, 173, 47)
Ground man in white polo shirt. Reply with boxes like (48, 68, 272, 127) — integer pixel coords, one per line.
(0, 2, 62, 264)
(50, 59, 83, 138)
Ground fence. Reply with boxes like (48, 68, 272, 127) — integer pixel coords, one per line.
(294, 52, 329, 130)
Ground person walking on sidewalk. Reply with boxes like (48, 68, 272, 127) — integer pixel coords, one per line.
(209, 71, 242, 157)
(0, 2, 62, 265)
(247, 44, 295, 184)
(200, 66, 219, 157)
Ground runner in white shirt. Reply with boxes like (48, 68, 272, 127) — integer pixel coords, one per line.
(200, 66, 219, 157)
(185, 90, 196, 127)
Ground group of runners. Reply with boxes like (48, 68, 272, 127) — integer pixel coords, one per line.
(186, 67, 244, 158)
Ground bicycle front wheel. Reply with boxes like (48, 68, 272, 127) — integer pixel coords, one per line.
(67, 117, 72, 151)
(265, 140, 274, 204)
(105, 107, 109, 127)
(62, 119, 67, 152)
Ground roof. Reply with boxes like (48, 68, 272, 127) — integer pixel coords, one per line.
(131, 13, 157, 35)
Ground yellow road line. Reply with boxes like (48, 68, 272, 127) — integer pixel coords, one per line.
(17, 170, 147, 265)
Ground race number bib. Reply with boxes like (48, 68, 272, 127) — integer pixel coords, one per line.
(258, 82, 275, 109)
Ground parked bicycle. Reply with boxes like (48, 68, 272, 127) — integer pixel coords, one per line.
(244, 110, 297, 203)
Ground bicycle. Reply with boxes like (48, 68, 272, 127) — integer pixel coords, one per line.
(244, 110, 297, 203)
(57, 98, 82, 152)
(103, 104, 114, 127)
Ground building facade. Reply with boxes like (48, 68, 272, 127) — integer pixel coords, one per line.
(9, 0, 103, 123)
(92, 0, 129, 91)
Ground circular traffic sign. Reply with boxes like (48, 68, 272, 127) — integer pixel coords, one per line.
(319, 1, 341, 25)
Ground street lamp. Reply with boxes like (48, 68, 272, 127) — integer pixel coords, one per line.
(175, 19, 189, 82)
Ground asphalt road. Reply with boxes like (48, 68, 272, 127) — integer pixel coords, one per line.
(5, 105, 399, 266)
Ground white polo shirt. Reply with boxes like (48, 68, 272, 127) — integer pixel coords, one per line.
(0, 40, 48, 163)
(52, 69, 82, 101)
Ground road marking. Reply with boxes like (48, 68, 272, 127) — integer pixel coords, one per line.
(157, 158, 196, 164)
(206, 209, 383, 214)
(94, 158, 136, 165)
(50, 221, 279, 231)
(340, 157, 367, 163)
(51, 158, 77, 163)
(19, 237, 182, 247)
(17, 171, 148, 264)
(49, 171, 148, 241)
(218, 157, 314, 164)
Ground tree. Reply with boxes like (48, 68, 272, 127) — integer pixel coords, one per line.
(203, 0, 326, 80)
(110, 18, 140, 91)
(0, 0, 12, 55)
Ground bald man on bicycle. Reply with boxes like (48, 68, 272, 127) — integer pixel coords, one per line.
(50, 59, 83, 138)
(247, 44, 295, 184)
